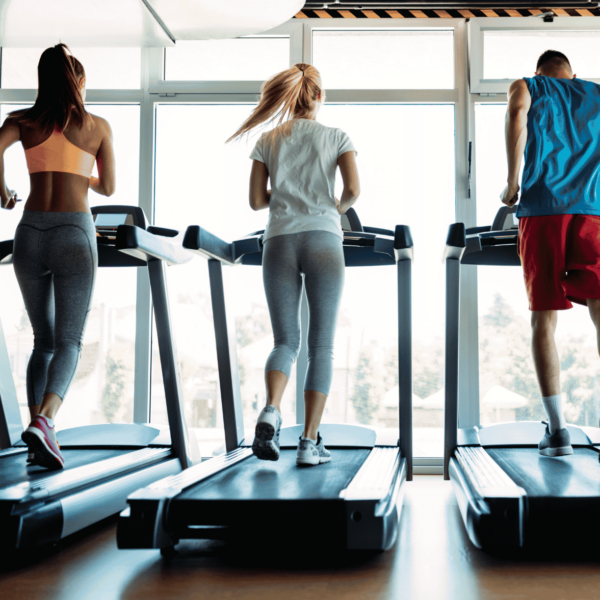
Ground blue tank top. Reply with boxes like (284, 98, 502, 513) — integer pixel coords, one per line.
(518, 75, 600, 218)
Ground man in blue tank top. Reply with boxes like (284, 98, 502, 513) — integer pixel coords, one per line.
(500, 50, 600, 459)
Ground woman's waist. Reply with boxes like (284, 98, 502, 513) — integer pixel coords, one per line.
(19, 207, 95, 228)
(24, 186, 91, 215)
(268, 199, 338, 218)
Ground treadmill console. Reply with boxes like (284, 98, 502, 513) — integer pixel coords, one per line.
(95, 213, 130, 237)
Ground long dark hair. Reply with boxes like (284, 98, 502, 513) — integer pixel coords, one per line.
(10, 44, 89, 133)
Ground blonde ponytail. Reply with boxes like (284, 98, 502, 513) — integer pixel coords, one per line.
(226, 63, 322, 144)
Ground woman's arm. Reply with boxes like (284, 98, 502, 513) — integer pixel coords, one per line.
(90, 118, 116, 197)
(337, 150, 360, 215)
(0, 118, 20, 209)
(249, 159, 270, 211)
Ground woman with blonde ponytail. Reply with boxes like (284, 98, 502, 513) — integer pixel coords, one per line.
(0, 44, 115, 469)
(228, 63, 360, 467)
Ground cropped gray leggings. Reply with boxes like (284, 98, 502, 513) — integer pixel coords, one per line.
(263, 230, 345, 396)
(13, 211, 97, 406)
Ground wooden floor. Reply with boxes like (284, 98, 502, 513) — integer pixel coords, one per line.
(2, 476, 600, 600)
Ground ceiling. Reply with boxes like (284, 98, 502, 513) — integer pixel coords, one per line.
(0, 0, 304, 47)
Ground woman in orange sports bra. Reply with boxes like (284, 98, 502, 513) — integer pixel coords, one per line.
(0, 44, 115, 469)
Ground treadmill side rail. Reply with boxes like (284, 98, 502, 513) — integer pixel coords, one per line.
(0, 448, 173, 502)
(450, 448, 525, 549)
(341, 448, 406, 551)
(8, 458, 181, 552)
(118, 448, 253, 549)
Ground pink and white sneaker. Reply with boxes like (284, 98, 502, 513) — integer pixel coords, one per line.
(21, 416, 64, 470)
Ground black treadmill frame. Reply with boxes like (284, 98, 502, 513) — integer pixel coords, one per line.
(443, 216, 600, 550)
(118, 212, 414, 552)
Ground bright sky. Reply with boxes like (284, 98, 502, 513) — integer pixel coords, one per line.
(484, 31, 600, 80)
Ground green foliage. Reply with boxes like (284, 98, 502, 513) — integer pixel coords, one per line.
(351, 344, 384, 425)
(479, 293, 599, 426)
(480, 293, 544, 422)
(235, 303, 271, 349)
(100, 353, 126, 423)
(413, 340, 443, 400)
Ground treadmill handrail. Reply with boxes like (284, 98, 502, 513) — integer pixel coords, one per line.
(184, 224, 411, 268)
(0, 240, 12, 263)
(443, 222, 467, 262)
(183, 225, 262, 265)
(116, 225, 193, 266)
(478, 230, 518, 240)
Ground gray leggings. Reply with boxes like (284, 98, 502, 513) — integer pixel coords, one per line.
(263, 230, 345, 396)
(13, 211, 97, 406)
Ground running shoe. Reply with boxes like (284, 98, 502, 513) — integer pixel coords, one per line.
(252, 405, 282, 461)
(296, 433, 331, 466)
(538, 425, 573, 457)
(21, 416, 64, 470)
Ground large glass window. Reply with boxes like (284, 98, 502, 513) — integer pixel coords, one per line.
(475, 103, 600, 427)
(483, 30, 600, 81)
(1, 48, 141, 89)
(0, 104, 140, 429)
(164, 37, 289, 81)
(321, 104, 455, 457)
(312, 30, 454, 89)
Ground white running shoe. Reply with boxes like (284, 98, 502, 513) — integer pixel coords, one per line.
(252, 405, 282, 461)
(296, 433, 331, 466)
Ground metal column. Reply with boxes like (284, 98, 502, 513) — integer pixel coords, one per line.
(0, 316, 22, 449)
(147, 259, 197, 469)
(398, 258, 413, 481)
(444, 257, 461, 480)
(207, 260, 245, 452)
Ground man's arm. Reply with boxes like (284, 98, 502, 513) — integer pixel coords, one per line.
(500, 78, 532, 207)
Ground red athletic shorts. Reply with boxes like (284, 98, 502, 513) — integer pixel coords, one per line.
(517, 214, 600, 311)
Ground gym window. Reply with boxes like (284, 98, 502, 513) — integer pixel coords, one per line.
(312, 29, 455, 90)
(0, 47, 142, 89)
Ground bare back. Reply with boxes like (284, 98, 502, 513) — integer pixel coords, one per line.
(15, 113, 113, 213)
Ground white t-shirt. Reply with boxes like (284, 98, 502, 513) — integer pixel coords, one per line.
(249, 119, 356, 242)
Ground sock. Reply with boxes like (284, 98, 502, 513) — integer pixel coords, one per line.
(301, 435, 317, 444)
(542, 394, 566, 434)
(38, 415, 54, 428)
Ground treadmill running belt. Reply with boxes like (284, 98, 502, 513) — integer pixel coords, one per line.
(1, 449, 129, 488)
(170, 449, 371, 540)
(487, 447, 600, 497)
(487, 447, 600, 545)
(178, 448, 370, 501)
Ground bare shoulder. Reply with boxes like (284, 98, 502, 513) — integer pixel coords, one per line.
(509, 78, 529, 95)
(0, 115, 21, 149)
(1, 114, 21, 131)
(87, 113, 113, 137)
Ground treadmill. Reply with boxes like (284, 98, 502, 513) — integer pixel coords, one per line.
(0, 205, 200, 553)
(444, 206, 600, 551)
(118, 209, 413, 552)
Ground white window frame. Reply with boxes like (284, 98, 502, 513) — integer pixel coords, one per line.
(468, 16, 600, 95)
(149, 23, 302, 96)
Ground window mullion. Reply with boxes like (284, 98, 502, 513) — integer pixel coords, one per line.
(133, 47, 159, 424)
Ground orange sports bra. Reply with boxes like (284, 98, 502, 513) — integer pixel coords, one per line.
(25, 128, 95, 179)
